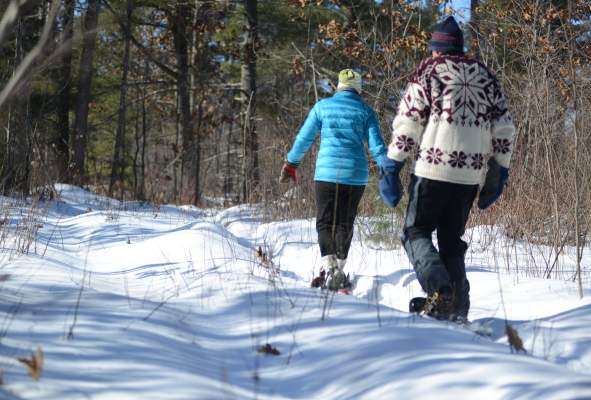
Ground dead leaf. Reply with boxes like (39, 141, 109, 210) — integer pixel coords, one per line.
(505, 324, 526, 354)
(17, 346, 43, 381)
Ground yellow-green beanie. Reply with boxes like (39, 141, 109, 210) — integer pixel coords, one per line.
(337, 69, 362, 93)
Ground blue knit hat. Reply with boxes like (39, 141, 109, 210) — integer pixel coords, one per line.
(430, 16, 464, 53)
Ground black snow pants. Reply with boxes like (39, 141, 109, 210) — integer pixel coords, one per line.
(401, 175, 478, 318)
(315, 181, 365, 260)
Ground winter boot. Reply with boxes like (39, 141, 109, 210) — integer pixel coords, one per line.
(442, 253, 470, 321)
(422, 285, 455, 320)
(409, 297, 427, 313)
(451, 279, 470, 321)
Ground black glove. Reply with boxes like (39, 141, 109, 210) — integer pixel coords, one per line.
(478, 158, 509, 210)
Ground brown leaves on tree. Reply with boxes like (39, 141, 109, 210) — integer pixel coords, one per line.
(292, 56, 305, 78)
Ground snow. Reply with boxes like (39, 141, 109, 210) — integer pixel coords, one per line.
(0, 184, 589, 399)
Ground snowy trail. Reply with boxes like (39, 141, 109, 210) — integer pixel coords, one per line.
(0, 185, 589, 399)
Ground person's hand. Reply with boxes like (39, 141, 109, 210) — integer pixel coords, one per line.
(379, 157, 404, 208)
(279, 161, 298, 183)
(478, 158, 509, 210)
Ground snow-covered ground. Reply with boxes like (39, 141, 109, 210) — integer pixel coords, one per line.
(0, 184, 589, 399)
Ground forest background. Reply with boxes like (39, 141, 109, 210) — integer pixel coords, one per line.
(0, 0, 590, 287)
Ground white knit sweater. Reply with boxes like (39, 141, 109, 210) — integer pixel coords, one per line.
(387, 54, 515, 185)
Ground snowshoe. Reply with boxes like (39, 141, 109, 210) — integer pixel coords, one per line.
(410, 295, 467, 322)
(409, 294, 492, 335)
(337, 274, 353, 295)
(326, 268, 353, 294)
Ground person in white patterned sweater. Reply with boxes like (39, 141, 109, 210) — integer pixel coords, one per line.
(379, 16, 516, 321)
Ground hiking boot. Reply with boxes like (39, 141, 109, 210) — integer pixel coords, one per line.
(409, 297, 427, 313)
(423, 285, 455, 320)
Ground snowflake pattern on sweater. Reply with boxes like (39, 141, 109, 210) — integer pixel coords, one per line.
(388, 54, 516, 185)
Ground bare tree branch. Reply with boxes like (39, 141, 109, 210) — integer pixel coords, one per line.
(102, 0, 179, 79)
(0, 0, 59, 109)
(0, 0, 30, 46)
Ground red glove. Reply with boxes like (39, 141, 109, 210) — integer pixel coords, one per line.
(279, 162, 297, 183)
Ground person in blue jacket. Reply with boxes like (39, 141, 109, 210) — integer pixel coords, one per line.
(280, 69, 387, 291)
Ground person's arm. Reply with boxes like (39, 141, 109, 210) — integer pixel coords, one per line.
(286, 104, 321, 165)
(490, 81, 516, 168)
(387, 65, 430, 162)
(366, 109, 386, 166)
(477, 79, 516, 210)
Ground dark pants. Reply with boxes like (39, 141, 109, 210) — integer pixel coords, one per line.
(402, 175, 478, 318)
(315, 181, 365, 260)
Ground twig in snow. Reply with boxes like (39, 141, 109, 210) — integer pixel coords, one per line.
(67, 240, 92, 339)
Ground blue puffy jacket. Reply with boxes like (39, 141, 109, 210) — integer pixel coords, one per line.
(287, 90, 386, 186)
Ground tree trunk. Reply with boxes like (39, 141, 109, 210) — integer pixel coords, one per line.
(170, 2, 194, 202)
(72, 0, 100, 186)
(566, 0, 583, 298)
(191, 0, 202, 206)
(54, 0, 74, 182)
(224, 96, 235, 204)
(134, 57, 149, 201)
(3, 17, 31, 195)
(241, 0, 259, 202)
(173, 95, 180, 202)
(109, 0, 133, 198)
(193, 100, 202, 205)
